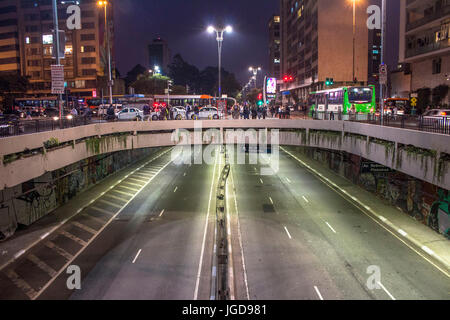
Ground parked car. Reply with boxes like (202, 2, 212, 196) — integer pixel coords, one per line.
(191, 106, 222, 120)
(116, 107, 143, 121)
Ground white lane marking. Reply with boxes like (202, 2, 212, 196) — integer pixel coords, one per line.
(314, 286, 324, 300)
(14, 250, 25, 259)
(183, 172, 187, 177)
(302, 196, 309, 203)
(281, 147, 450, 279)
(422, 246, 435, 256)
(286, 177, 291, 183)
(132, 249, 142, 264)
(159, 209, 165, 217)
(398, 229, 408, 237)
(194, 149, 219, 300)
(230, 169, 250, 300)
(377, 282, 396, 300)
(225, 174, 235, 300)
(284, 226, 292, 239)
(259, 178, 264, 185)
(40, 232, 50, 240)
(325, 222, 337, 234)
(269, 197, 274, 205)
(174, 186, 178, 193)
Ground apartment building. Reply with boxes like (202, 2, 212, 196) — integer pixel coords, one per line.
(280, 0, 368, 102)
(268, 14, 281, 79)
(0, 0, 115, 97)
(398, 0, 450, 103)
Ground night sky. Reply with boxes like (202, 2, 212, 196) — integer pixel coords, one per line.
(114, 0, 400, 85)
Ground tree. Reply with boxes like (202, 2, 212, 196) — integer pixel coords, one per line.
(130, 74, 170, 95)
(246, 88, 262, 105)
(432, 84, 449, 106)
(125, 64, 147, 87)
(0, 74, 30, 111)
(168, 54, 200, 93)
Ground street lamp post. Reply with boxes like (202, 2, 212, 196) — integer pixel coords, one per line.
(207, 25, 232, 98)
(352, 0, 356, 83)
(97, 1, 113, 106)
(249, 67, 261, 88)
(380, 0, 386, 122)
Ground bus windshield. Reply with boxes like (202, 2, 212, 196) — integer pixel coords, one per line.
(348, 87, 373, 103)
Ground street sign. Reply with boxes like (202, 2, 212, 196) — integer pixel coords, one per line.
(51, 65, 65, 94)
(411, 93, 418, 98)
(411, 97, 418, 107)
(379, 64, 388, 85)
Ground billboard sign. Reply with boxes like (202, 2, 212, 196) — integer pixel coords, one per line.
(266, 77, 277, 94)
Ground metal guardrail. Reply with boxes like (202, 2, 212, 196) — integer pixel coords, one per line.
(309, 111, 450, 135)
(215, 156, 231, 300)
(0, 116, 92, 138)
(1, 111, 449, 138)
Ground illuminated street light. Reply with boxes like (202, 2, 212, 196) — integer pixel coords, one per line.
(249, 66, 262, 88)
(206, 25, 233, 98)
(97, 0, 113, 105)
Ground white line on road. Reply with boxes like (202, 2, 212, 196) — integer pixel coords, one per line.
(132, 249, 142, 264)
(286, 177, 291, 183)
(284, 226, 292, 239)
(325, 222, 337, 234)
(194, 149, 218, 300)
(377, 282, 396, 300)
(269, 197, 274, 205)
(183, 172, 187, 177)
(398, 229, 408, 237)
(260, 178, 264, 185)
(302, 196, 309, 203)
(174, 186, 178, 193)
(159, 209, 165, 217)
(422, 246, 435, 256)
(314, 286, 324, 300)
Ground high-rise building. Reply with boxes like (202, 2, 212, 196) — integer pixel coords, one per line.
(368, 29, 381, 86)
(148, 37, 171, 75)
(268, 15, 281, 79)
(280, 0, 368, 102)
(398, 0, 450, 103)
(0, 0, 116, 97)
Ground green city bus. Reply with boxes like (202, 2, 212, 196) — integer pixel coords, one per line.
(310, 85, 376, 115)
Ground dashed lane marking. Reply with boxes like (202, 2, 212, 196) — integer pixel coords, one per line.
(59, 230, 87, 246)
(314, 286, 324, 300)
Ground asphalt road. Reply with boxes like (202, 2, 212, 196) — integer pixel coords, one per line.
(229, 146, 450, 300)
(1, 145, 448, 300)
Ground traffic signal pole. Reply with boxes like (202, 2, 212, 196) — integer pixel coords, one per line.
(52, 0, 62, 127)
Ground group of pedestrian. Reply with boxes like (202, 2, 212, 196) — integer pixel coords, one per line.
(269, 105, 291, 119)
(231, 104, 268, 120)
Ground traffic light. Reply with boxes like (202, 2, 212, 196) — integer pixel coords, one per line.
(325, 78, 334, 86)
(283, 75, 294, 83)
(257, 93, 263, 106)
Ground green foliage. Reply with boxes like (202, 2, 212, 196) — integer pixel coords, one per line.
(85, 134, 129, 155)
(432, 84, 449, 106)
(43, 138, 60, 150)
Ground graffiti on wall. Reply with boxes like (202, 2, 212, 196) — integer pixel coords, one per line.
(0, 148, 157, 241)
(303, 147, 450, 239)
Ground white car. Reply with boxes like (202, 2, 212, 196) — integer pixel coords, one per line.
(116, 107, 143, 121)
(190, 106, 222, 120)
(422, 109, 450, 119)
(172, 106, 186, 120)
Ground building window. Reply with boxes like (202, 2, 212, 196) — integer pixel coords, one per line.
(82, 22, 95, 29)
(65, 45, 73, 55)
(43, 46, 53, 56)
(81, 45, 95, 53)
(81, 34, 95, 41)
(42, 34, 53, 44)
(432, 58, 442, 74)
(27, 60, 40, 67)
(0, 57, 19, 65)
(82, 69, 96, 76)
(75, 80, 85, 88)
(25, 37, 30, 44)
(81, 57, 96, 64)
(25, 25, 39, 33)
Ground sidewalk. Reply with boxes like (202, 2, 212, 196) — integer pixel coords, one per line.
(282, 146, 450, 277)
(0, 149, 165, 271)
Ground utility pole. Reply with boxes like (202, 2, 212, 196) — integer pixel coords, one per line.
(380, 0, 386, 122)
(52, 0, 63, 127)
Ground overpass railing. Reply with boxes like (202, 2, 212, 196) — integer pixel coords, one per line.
(1, 112, 449, 138)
